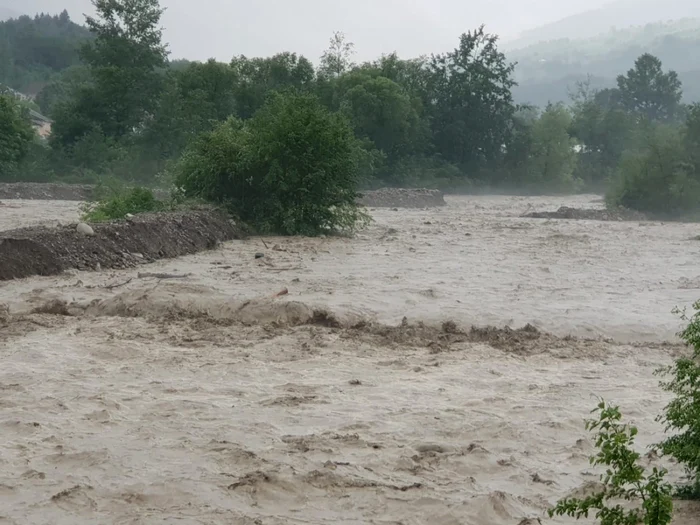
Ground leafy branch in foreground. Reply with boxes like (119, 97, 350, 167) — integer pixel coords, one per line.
(548, 400, 673, 525)
(655, 303, 700, 499)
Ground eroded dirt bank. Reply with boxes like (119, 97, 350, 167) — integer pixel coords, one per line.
(0, 211, 242, 281)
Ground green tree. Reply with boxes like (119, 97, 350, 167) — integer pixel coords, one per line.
(175, 91, 367, 236)
(0, 93, 34, 179)
(319, 31, 355, 79)
(656, 301, 700, 499)
(363, 53, 431, 104)
(230, 52, 315, 119)
(527, 103, 579, 190)
(549, 400, 673, 525)
(140, 59, 238, 162)
(606, 124, 700, 216)
(569, 82, 634, 186)
(617, 54, 683, 123)
(52, 0, 168, 147)
(34, 65, 92, 117)
(684, 103, 700, 173)
(426, 26, 517, 174)
(339, 74, 426, 160)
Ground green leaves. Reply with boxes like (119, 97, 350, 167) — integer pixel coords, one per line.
(527, 103, 579, 191)
(82, 185, 164, 222)
(174, 91, 369, 236)
(655, 302, 700, 499)
(0, 93, 34, 179)
(548, 400, 673, 525)
(427, 26, 517, 172)
(617, 54, 683, 123)
(606, 122, 700, 217)
(53, 0, 168, 146)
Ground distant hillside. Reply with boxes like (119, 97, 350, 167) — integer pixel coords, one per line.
(509, 18, 700, 107)
(505, 0, 700, 50)
(0, 11, 92, 95)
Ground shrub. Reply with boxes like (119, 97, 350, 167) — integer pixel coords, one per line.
(82, 186, 164, 222)
(174, 91, 369, 236)
(655, 302, 700, 499)
(606, 125, 700, 217)
(526, 103, 580, 192)
(549, 400, 673, 525)
(0, 94, 35, 179)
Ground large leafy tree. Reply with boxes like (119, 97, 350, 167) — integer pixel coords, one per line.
(52, 0, 168, 147)
(141, 59, 238, 160)
(568, 81, 634, 184)
(617, 54, 683, 123)
(0, 94, 34, 179)
(527, 103, 578, 190)
(426, 26, 517, 173)
(230, 52, 314, 119)
(319, 31, 355, 79)
(339, 73, 427, 159)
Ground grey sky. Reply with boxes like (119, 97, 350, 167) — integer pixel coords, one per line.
(9, 0, 680, 62)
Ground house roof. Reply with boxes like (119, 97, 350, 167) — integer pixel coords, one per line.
(28, 108, 52, 124)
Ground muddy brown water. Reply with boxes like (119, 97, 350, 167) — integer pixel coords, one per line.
(1, 194, 699, 524)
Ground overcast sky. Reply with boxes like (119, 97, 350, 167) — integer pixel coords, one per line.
(10, 0, 637, 62)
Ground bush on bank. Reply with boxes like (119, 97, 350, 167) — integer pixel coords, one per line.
(173, 91, 369, 236)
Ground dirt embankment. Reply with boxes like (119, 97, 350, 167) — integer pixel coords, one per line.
(0, 182, 95, 201)
(0, 211, 243, 281)
(358, 188, 446, 208)
(523, 206, 647, 221)
(0, 182, 170, 201)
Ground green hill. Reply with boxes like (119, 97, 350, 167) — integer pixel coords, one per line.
(509, 18, 700, 106)
(505, 0, 700, 50)
(0, 11, 92, 95)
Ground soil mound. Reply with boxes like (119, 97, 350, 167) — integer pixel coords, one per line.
(0, 182, 94, 201)
(523, 206, 647, 221)
(358, 188, 446, 208)
(0, 211, 242, 281)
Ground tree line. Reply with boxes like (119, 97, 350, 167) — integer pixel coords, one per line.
(2, 0, 700, 233)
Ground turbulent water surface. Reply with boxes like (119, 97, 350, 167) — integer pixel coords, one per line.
(1, 194, 699, 524)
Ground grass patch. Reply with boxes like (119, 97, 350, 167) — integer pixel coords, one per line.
(81, 186, 165, 222)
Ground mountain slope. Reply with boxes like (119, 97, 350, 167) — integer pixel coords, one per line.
(505, 0, 700, 50)
(508, 16, 700, 106)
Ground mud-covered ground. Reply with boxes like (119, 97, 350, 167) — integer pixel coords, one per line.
(1, 193, 700, 525)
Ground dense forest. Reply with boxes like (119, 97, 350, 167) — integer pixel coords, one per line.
(2, 0, 700, 234)
(0, 11, 91, 95)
